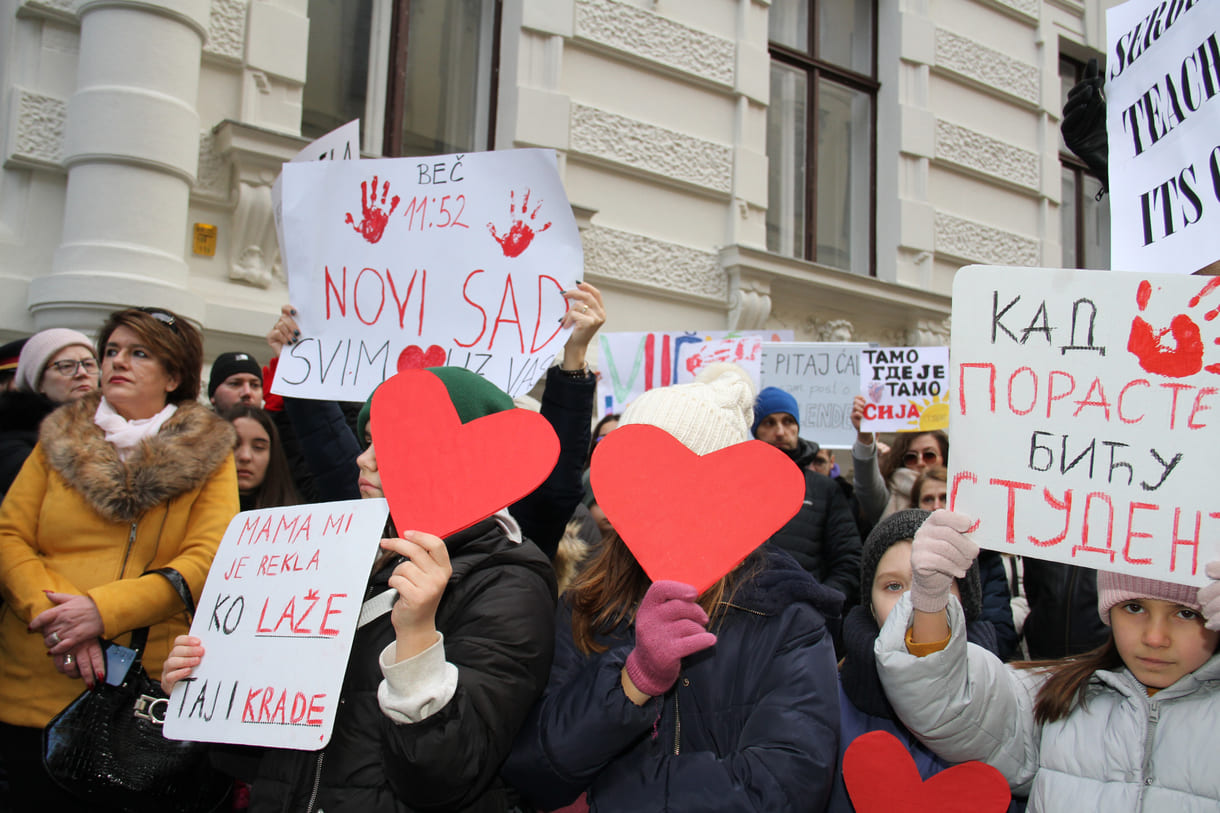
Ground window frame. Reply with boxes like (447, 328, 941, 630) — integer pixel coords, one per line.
(767, 1, 880, 276)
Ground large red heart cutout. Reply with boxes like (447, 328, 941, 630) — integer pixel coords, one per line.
(370, 369, 559, 538)
(843, 731, 1011, 813)
(589, 424, 805, 593)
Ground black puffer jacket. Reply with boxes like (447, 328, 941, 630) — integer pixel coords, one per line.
(765, 439, 862, 604)
(1021, 560, 1108, 660)
(0, 390, 54, 500)
(249, 519, 557, 812)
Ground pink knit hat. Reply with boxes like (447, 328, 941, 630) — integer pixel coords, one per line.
(1097, 571, 1202, 626)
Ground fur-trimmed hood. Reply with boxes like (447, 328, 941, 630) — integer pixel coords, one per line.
(39, 392, 236, 522)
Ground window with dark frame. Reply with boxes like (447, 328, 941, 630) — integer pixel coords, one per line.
(766, 0, 878, 277)
(1059, 54, 1110, 270)
(302, 0, 501, 158)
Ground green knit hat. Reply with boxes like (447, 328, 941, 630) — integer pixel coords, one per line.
(357, 366, 515, 442)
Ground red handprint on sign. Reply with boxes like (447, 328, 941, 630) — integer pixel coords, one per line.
(345, 176, 400, 244)
(487, 189, 551, 258)
(1127, 277, 1220, 377)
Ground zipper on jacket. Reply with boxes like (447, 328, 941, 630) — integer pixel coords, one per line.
(117, 521, 137, 578)
(1138, 699, 1160, 798)
(306, 751, 325, 812)
(672, 689, 681, 755)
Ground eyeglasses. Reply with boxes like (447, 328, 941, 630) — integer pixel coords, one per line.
(47, 358, 99, 377)
(136, 307, 179, 334)
(903, 449, 941, 466)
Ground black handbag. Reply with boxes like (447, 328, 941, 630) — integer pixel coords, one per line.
(42, 568, 231, 813)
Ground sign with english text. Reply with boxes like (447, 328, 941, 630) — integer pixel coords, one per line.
(950, 266, 1220, 586)
(758, 342, 869, 450)
(1106, 0, 1220, 274)
(596, 329, 793, 416)
(273, 149, 582, 401)
(162, 499, 389, 750)
(858, 346, 950, 434)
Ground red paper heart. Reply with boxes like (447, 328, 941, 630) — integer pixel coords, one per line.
(396, 344, 448, 372)
(843, 731, 1011, 813)
(370, 369, 559, 538)
(589, 424, 805, 593)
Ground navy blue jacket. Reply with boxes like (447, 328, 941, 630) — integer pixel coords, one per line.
(504, 547, 843, 812)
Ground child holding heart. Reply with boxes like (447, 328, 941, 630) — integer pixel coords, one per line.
(504, 364, 844, 811)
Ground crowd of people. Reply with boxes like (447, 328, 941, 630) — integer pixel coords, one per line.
(0, 71, 1217, 813)
(0, 285, 1216, 813)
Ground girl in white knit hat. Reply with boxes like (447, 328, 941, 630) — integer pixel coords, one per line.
(505, 363, 845, 812)
(873, 509, 1220, 812)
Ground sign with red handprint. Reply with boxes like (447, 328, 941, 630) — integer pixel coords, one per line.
(1105, 0, 1220, 275)
(274, 148, 582, 401)
(950, 266, 1220, 586)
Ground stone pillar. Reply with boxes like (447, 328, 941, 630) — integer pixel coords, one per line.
(28, 0, 210, 330)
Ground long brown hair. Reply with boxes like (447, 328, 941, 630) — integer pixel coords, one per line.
(1013, 637, 1123, 724)
(566, 531, 758, 655)
(223, 405, 301, 509)
(880, 430, 949, 482)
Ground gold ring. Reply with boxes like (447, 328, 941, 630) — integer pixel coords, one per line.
(581, 305, 589, 313)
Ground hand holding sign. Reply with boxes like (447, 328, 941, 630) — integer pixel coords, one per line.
(590, 424, 805, 593)
(371, 369, 559, 539)
(843, 731, 1011, 813)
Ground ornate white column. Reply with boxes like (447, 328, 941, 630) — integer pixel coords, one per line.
(28, 0, 210, 329)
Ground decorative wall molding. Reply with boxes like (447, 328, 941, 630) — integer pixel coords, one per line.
(573, 0, 735, 87)
(934, 28, 1039, 106)
(935, 212, 1040, 266)
(570, 103, 733, 194)
(205, 0, 247, 62)
(194, 129, 229, 201)
(727, 271, 771, 330)
(582, 225, 727, 301)
(16, 0, 80, 22)
(7, 89, 67, 171)
(985, 0, 1039, 22)
(934, 118, 1038, 190)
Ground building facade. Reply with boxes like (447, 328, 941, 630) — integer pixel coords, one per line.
(0, 0, 1117, 366)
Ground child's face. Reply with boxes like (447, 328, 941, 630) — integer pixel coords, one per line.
(1111, 598, 1220, 689)
(870, 540, 959, 627)
(356, 438, 383, 499)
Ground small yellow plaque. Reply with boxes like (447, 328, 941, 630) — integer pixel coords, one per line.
(193, 223, 218, 257)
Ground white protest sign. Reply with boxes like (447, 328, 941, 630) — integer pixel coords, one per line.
(273, 120, 362, 275)
(673, 337, 763, 388)
(274, 149, 581, 401)
(950, 266, 1220, 585)
(758, 343, 868, 450)
(857, 346, 950, 433)
(1106, 0, 1220, 274)
(596, 329, 793, 415)
(163, 499, 389, 750)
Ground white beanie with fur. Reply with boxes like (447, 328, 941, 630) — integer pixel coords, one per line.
(619, 363, 756, 456)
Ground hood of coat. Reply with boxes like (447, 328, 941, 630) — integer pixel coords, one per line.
(727, 545, 844, 623)
(39, 391, 237, 523)
(783, 436, 821, 469)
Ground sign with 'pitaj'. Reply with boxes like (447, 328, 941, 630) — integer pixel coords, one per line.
(273, 149, 583, 401)
(950, 266, 1220, 586)
(162, 499, 389, 750)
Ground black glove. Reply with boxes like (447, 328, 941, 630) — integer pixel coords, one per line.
(1061, 57, 1108, 189)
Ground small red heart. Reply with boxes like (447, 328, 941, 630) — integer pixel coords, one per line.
(589, 424, 805, 593)
(397, 344, 448, 372)
(370, 369, 559, 538)
(843, 731, 1011, 813)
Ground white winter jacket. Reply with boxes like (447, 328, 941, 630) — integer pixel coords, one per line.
(874, 593, 1220, 813)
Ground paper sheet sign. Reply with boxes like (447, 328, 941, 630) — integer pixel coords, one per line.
(760, 342, 870, 449)
(1106, 0, 1220, 275)
(590, 424, 805, 593)
(673, 337, 763, 387)
(949, 266, 1220, 586)
(274, 148, 582, 402)
(858, 346, 950, 433)
(163, 499, 389, 750)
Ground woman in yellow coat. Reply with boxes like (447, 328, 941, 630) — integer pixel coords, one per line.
(0, 307, 239, 809)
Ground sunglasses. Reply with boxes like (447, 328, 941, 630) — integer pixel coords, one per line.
(136, 306, 179, 334)
(903, 449, 941, 466)
(47, 358, 99, 377)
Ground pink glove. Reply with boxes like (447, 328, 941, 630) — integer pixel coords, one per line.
(1199, 560, 1220, 631)
(625, 580, 717, 697)
(909, 510, 979, 614)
